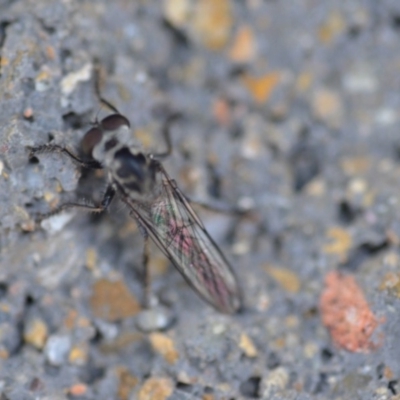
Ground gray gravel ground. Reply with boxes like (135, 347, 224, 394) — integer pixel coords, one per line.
(1, 1, 400, 399)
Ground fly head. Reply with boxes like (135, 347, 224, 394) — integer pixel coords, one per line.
(81, 113, 131, 163)
(81, 111, 159, 199)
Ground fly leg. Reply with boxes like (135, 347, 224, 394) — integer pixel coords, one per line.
(129, 213, 155, 309)
(28, 144, 103, 169)
(93, 61, 121, 114)
(142, 235, 152, 308)
(152, 113, 182, 159)
(185, 197, 254, 217)
(34, 185, 116, 223)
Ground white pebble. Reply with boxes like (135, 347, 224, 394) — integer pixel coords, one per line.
(40, 213, 74, 234)
(136, 306, 174, 332)
(44, 334, 72, 366)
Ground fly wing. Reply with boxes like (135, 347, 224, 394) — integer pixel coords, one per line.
(128, 168, 241, 314)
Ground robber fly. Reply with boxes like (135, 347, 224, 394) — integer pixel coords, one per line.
(29, 97, 242, 314)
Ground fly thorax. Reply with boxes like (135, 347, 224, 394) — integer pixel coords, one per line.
(112, 147, 158, 200)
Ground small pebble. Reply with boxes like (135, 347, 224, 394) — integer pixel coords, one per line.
(138, 377, 174, 400)
(374, 386, 390, 399)
(20, 219, 36, 232)
(343, 64, 377, 93)
(23, 317, 48, 349)
(192, 0, 232, 50)
(237, 196, 255, 212)
(240, 376, 261, 398)
(40, 213, 74, 234)
(239, 333, 258, 358)
(90, 279, 140, 321)
(261, 367, 290, 397)
(23, 107, 34, 119)
(136, 306, 175, 332)
(35, 68, 52, 92)
(229, 25, 256, 63)
(117, 367, 139, 400)
(311, 88, 343, 128)
(60, 63, 92, 96)
(44, 334, 72, 366)
(68, 383, 88, 397)
(320, 271, 383, 352)
(375, 107, 397, 126)
(0, 322, 21, 358)
(69, 344, 88, 366)
(95, 320, 119, 341)
(163, 0, 190, 28)
(29, 377, 44, 392)
(265, 265, 301, 294)
(242, 72, 282, 104)
(303, 342, 318, 359)
(149, 332, 179, 364)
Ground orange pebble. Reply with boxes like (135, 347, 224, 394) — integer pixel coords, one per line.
(320, 271, 384, 352)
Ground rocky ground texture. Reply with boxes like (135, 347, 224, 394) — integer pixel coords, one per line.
(1, 1, 400, 399)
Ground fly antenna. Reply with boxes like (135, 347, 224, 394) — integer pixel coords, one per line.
(91, 105, 102, 126)
(93, 60, 121, 115)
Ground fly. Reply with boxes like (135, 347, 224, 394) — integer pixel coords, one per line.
(29, 89, 242, 314)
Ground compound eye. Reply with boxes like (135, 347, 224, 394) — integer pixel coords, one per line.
(100, 114, 130, 131)
(81, 127, 103, 156)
